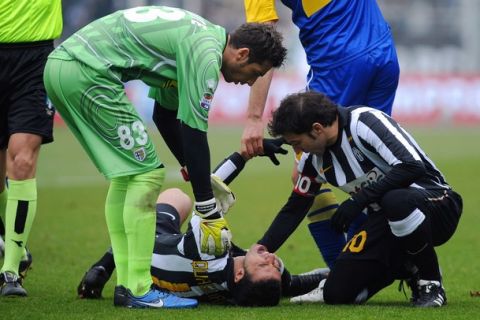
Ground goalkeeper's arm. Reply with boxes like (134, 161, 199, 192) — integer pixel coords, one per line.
(152, 102, 186, 167)
(180, 123, 214, 203)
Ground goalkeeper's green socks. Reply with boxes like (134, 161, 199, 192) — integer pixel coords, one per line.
(105, 168, 165, 296)
(1, 179, 36, 274)
(123, 168, 164, 296)
(105, 176, 129, 287)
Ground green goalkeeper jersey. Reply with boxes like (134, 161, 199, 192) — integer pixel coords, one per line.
(50, 6, 226, 132)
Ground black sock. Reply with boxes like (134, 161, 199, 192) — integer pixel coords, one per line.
(92, 248, 116, 276)
(400, 221, 441, 281)
(0, 218, 4, 236)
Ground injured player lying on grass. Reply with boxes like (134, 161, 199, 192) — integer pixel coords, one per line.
(77, 188, 327, 307)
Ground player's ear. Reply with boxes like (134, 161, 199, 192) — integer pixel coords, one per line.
(234, 266, 245, 283)
(311, 122, 324, 135)
(236, 48, 250, 63)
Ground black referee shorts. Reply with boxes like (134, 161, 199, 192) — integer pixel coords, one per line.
(0, 40, 55, 149)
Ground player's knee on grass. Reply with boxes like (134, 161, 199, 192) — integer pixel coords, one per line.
(324, 260, 394, 305)
(323, 276, 361, 304)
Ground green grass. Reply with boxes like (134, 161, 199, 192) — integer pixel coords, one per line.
(1, 125, 480, 319)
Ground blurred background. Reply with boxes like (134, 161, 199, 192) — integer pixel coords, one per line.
(58, 0, 480, 126)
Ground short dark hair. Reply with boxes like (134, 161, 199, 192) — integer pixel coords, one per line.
(230, 272, 282, 307)
(268, 91, 338, 136)
(229, 23, 286, 68)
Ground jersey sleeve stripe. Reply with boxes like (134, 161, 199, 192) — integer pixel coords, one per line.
(356, 109, 422, 164)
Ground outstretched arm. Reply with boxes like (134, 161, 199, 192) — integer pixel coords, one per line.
(258, 192, 314, 252)
(241, 69, 275, 158)
(213, 138, 288, 185)
(240, 3, 278, 157)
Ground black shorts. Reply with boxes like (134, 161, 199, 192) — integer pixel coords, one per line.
(336, 189, 462, 265)
(0, 40, 55, 149)
(154, 203, 190, 251)
(326, 213, 412, 304)
(337, 211, 401, 267)
(155, 203, 182, 235)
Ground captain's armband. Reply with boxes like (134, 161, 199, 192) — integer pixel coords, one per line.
(293, 174, 320, 197)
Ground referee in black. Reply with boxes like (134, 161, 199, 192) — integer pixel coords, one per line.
(0, 0, 62, 296)
(264, 91, 462, 307)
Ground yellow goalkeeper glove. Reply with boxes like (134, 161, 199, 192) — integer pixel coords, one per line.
(211, 174, 236, 214)
(195, 198, 232, 256)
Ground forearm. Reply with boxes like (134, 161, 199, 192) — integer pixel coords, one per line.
(152, 103, 185, 166)
(247, 69, 274, 121)
(180, 123, 213, 201)
(354, 161, 426, 206)
(212, 137, 286, 185)
(258, 192, 314, 252)
(212, 152, 247, 185)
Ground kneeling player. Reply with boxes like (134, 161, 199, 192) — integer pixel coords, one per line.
(291, 212, 422, 305)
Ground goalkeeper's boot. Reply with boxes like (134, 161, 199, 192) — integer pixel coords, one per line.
(290, 278, 326, 304)
(0, 271, 27, 297)
(286, 268, 330, 297)
(113, 285, 129, 307)
(18, 248, 33, 279)
(127, 285, 198, 309)
(77, 266, 110, 299)
(413, 280, 446, 308)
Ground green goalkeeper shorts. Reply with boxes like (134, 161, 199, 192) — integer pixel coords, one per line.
(44, 55, 162, 179)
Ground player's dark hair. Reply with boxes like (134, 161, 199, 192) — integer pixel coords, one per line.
(229, 23, 286, 68)
(268, 91, 338, 136)
(230, 272, 281, 307)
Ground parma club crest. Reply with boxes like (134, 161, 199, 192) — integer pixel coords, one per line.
(200, 92, 213, 111)
(133, 147, 146, 162)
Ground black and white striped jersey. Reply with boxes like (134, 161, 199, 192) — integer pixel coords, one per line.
(295, 106, 451, 209)
(259, 106, 452, 251)
(150, 214, 233, 303)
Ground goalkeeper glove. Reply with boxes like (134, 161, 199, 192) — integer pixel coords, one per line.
(195, 198, 232, 256)
(211, 174, 236, 214)
(261, 138, 288, 165)
(180, 169, 236, 214)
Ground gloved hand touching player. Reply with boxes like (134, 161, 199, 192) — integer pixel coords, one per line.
(195, 198, 232, 256)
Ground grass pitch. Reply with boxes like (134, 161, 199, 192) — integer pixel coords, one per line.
(1, 125, 479, 319)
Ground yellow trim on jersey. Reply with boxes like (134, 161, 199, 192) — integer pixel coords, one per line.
(302, 0, 332, 17)
(307, 187, 339, 222)
(295, 150, 303, 163)
(153, 277, 190, 292)
(244, 0, 279, 23)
